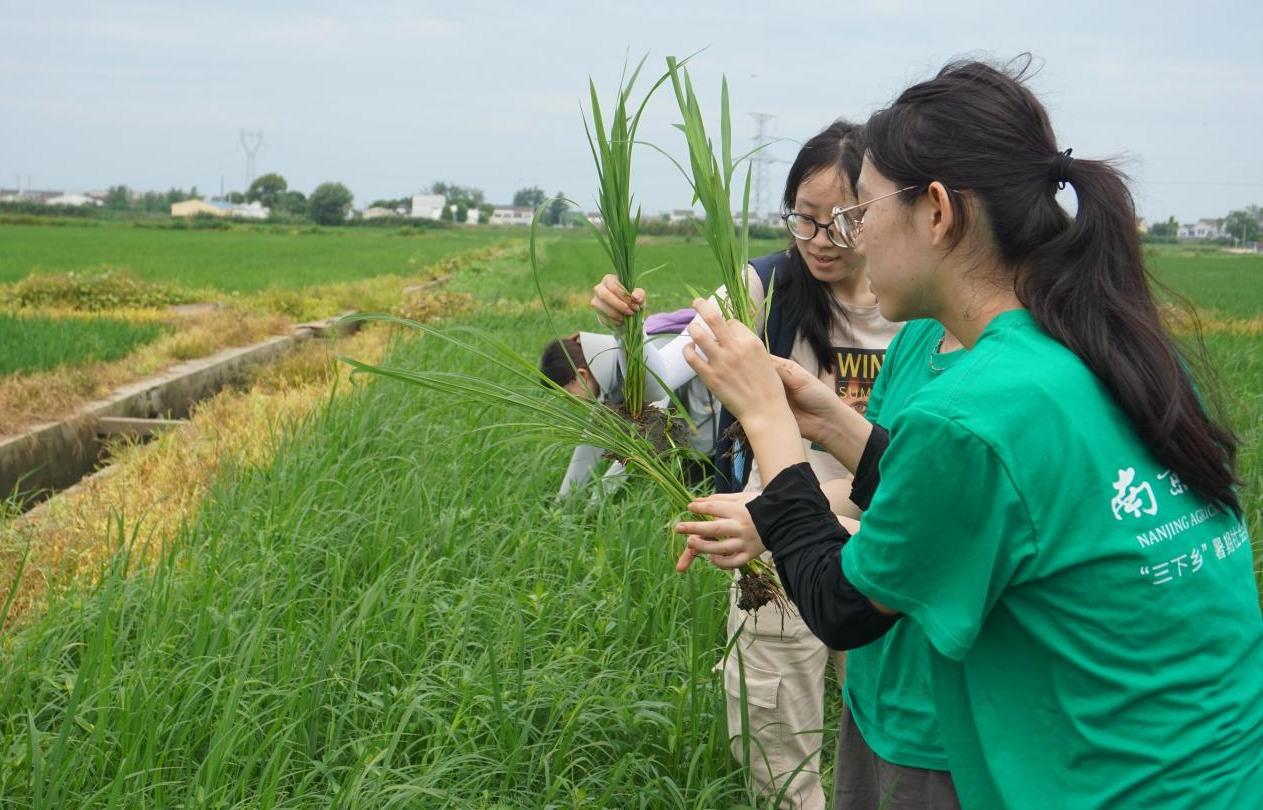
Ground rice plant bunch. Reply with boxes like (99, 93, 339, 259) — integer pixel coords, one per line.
(662, 56, 760, 329)
(581, 57, 667, 418)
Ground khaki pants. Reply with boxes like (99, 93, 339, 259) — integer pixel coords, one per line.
(723, 577, 845, 810)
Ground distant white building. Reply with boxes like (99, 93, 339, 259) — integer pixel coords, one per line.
(1, 189, 61, 203)
(171, 198, 269, 219)
(236, 200, 269, 220)
(44, 193, 102, 207)
(669, 209, 697, 224)
(362, 206, 396, 220)
(732, 211, 777, 228)
(465, 207, 481, 225)
(490, 206, 534, 226)
(410, 193, 446, 220)
(584, 211, 603, 227)
(1179, 218, 1225, 240)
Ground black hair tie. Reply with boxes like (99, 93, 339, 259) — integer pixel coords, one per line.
(1050, 148, 1074, 189)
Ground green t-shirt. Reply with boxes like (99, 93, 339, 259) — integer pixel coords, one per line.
(842, 309, 1263, 808)
(844, 319, 964, 771)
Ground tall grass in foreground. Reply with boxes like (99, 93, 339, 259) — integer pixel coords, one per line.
(340, 313, 785, 611)
(0, 315, 767, 806)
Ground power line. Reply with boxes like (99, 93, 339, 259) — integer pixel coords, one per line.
(1140, 180, 1263, 188)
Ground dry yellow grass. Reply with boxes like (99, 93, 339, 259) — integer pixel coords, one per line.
(0, 325, 391, 630)
(237, 241, 520, 322)
(1161, 303, 1263, 337)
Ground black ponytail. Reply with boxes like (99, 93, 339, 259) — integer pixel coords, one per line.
(777, 120, 866, 372)
(865, 57, 1240, 514)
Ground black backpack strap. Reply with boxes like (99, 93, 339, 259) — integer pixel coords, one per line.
(749, 250, 795, 360)
(711, 251, 794, 493)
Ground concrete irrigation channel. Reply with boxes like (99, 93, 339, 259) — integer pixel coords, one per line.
(1, 313, 359, 512)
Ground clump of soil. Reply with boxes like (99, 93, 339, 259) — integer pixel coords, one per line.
(722, 419, 748, 461)
(736, 569, 787, 612)
(605, 402, 690, 460)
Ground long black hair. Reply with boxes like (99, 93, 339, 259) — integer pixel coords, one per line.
(864, 56, 1240, 514)
(776, 119, 867, 373)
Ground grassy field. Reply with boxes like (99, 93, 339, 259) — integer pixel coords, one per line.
(0, 312, 167, 376)
(1146, 245, 1263, 318)
(0, 221, 509, 293)
(0, 240, 765, 807)
(0, 232, 1258, 806)
(0, 226, 517, 436)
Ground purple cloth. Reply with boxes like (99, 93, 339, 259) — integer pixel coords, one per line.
(643, 307, 696, 336)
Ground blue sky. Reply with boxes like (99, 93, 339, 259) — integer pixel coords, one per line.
(3, 0, 1260, 223)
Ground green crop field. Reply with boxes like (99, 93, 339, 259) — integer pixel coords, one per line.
(0, 221, 510, 293)
(1146, 245, 1263, 318)
(0, 231, 1259, 805)
(0, 312, 167, 376)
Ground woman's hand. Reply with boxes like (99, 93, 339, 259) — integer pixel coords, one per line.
(772, 355, 874, 471)
(673, 492, 766, 572)
(683, 298, 787, 425)
(590, 274, 645, 327)
(771, 356, 848, 445)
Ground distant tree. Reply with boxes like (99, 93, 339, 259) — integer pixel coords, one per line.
(1149, 217, 1174, 238)
(227, 191, 246, 204)
(165, 187, 194, 206)
(431, 181, 484, 209)
(138, 190, 167, 213)
(280, 190, 307, 216)
(513, 186, 547, 209)
(441, 202, 469, 223)
(308, 182, 353, 225)
(369, 197, 410, 212)
(104, 185, 130, 210)
(246, 173, 288, 209)
(540, 192, 568, 226)
(1224, 205, 1261, 243)
(476, 202, 494, 222)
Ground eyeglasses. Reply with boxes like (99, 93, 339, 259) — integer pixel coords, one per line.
(830, 185, 919, 248)
(782, 211, 849, 248)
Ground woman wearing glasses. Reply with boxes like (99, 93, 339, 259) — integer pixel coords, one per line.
(591, 120, 901, 808)
(678, 58, 1263, 808)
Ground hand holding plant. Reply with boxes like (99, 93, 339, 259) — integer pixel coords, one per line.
(770, 356, 848, 445)
(684, 298, 808, 484)
(673, 491, 764, 572)
(590, 273, 645, 327)
(683, 298, 787, 423)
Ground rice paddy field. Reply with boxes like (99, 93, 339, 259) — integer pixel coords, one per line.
(0, 312, 167, 376)
(0, 222, 1259, 806)
(0, 223, 515, 435)
(0, 221, 507, 292)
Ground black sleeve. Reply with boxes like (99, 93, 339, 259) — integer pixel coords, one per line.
(848, 425, 890, 512)
(747, 461, 899, 650)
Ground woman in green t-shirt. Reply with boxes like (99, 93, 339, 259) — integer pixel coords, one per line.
(675, 57, 1263, 809)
